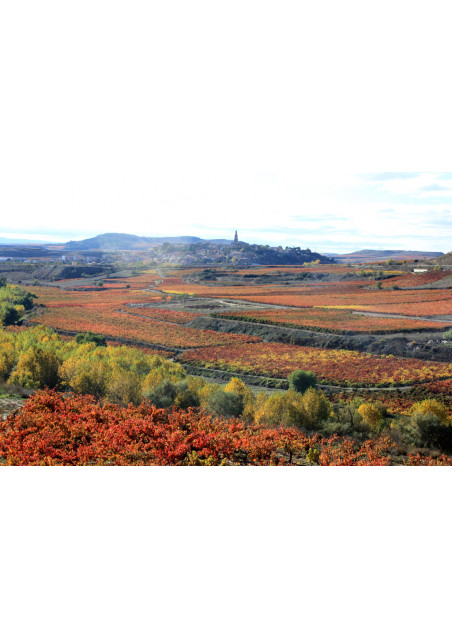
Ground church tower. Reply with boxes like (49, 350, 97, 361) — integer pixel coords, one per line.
(234, 230, 238, 244)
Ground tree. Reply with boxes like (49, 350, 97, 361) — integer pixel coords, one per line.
(288, 369, 317, 393)
(9, 347, 61, 389)
(412, 399, 448, 425)
(60, 357, 109, 397)
(75, 332, 107, 347)
(224, 377, 255, 421)
(0, 340, 16, 381)
(105, 368, 142, 405)
(302, 388, 331, 429)
(207, 389, 244, 418)
(0, 303, 21, 326)
(358, 403, 383, 431)
(254, 390, 307, 429)
(146, 379, 200, 410)
(409, 412, 452, 451)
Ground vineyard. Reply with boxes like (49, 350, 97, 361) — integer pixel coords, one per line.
(126, 307, 202, 325)
(376, 271, 450, 288)
(179, 342, 452, 387)
(214, 308, 450, 334)
(154, 278, 452, 317)
(1, 389, 451, 466)
(10, 264, 449, 408)
(0, 258, 451, 467)
(31, 285, 163, 309)
(31, 306, 260, 349)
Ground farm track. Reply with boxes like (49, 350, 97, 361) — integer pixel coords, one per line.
(179, 363, 450, 393)
(353, 310, 452, 323)
(143, 290, 452, 325)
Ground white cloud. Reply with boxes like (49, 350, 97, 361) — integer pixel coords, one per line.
(1, 173, 451, 252)
(363, 173, 452, 199)
(1, 3, 452, 253)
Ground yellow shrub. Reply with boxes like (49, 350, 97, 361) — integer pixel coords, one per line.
(412, 399, 449, 425)
(224, 377, 255, 421)
(301, 388, 331, 428)
(254, 390, 307, 428)
(358, 403, 384, 430)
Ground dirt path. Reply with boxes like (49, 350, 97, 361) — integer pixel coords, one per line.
(0, 397, 26, 421)
(352, 310, 452, 323)
(143, 289, 452, 320)
(179, 362, 445, 393)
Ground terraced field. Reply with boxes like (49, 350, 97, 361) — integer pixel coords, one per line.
(179, 341, 452, 387)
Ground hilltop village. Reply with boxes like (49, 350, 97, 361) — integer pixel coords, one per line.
(0, 231, 332, 267)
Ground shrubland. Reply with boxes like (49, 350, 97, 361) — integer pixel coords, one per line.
(0, 327, 451, 464)
(1, 389, 451, 465)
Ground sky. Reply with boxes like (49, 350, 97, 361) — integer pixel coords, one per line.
(1, 172, 451, 254)
(1, 2, 451, 255)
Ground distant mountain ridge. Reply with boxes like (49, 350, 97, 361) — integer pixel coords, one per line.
(64, 233, 233, 251)
(334, 249, 444, 263)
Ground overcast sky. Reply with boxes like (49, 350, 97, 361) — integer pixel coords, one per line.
(1, 2, 451, 254)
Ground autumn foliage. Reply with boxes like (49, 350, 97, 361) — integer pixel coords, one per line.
(215, 308, 450, 334)
(180, 342, 452, 387)
(2, 389, 451, 466)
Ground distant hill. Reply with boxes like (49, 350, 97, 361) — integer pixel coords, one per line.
(64, 233, 233, 251)
(0, 244, 54, 259)
(64, 233, 201, 251)
(432, 251, 452, 266)
(62, 233, 332, 265)
(334, 249, 444, 264)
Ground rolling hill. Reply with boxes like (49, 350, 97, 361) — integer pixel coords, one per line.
(64, 233, 233, 251)
(334, 249, 444, 264)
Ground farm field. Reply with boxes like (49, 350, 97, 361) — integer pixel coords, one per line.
(213, 308, 451, 334)
(377, 271, 450, 288)
(338, 300, 452, 317)
(223, 288, 452, 310)
(179, 342, 452, 387)
(1, 258, 452, 467)
(22, 263, 452, 393)
(31, 306, 260, 349)
(31, 285, 163, 309)
(126, 307, 202, 324)
(154, 277, 452, 317)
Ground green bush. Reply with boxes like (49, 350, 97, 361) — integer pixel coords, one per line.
(207, 389, 244, 418)
(409, 412, 452, 451)
(146, 379, 199, 410)
(75, 332, 107, 347)
(145, 379, 178, 408)
(288, 369, 317, 393)
(173, 381, 200, 409)
(0, 285, 34, 311)
(0, 303, 21, 326)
